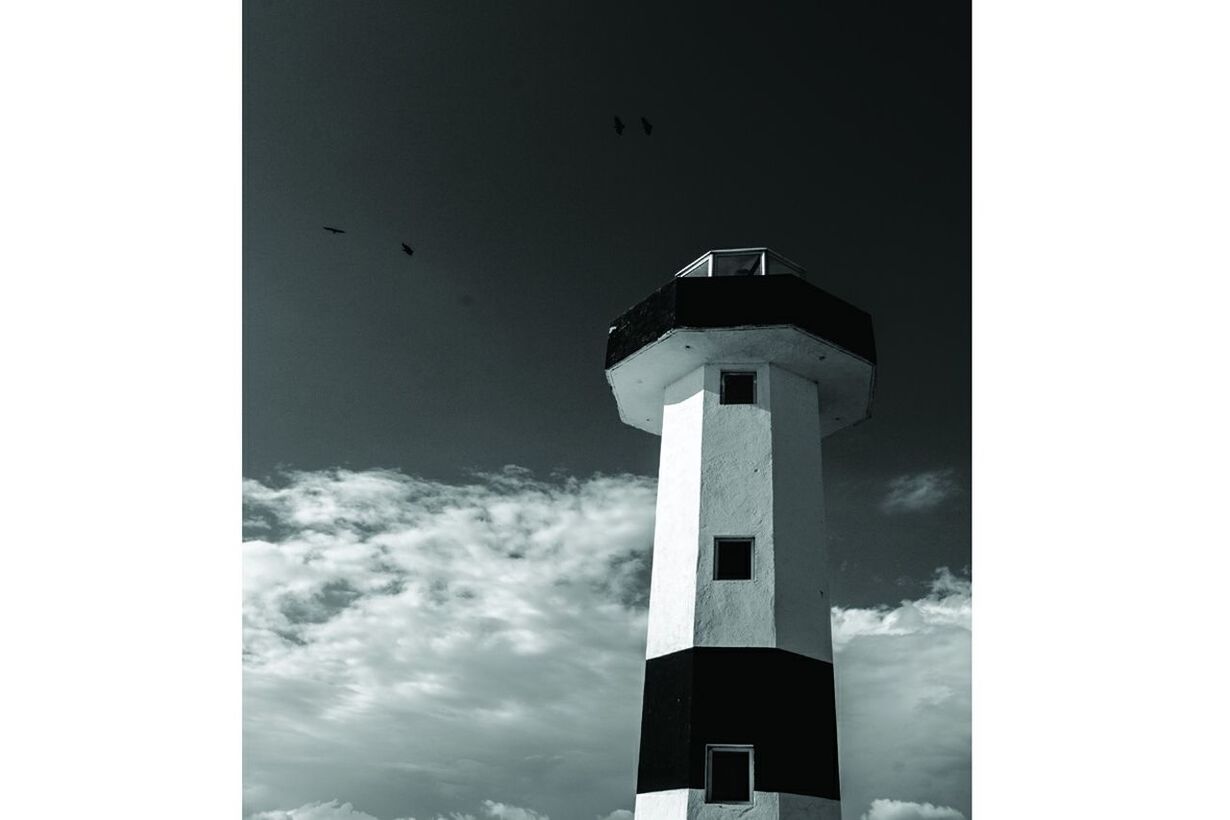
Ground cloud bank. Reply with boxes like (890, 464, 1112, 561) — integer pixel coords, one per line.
(243, 467, 655, 820)
(244, 468, 969, 820)
(834, 569, 972, 818)
(248, 798, 554, 820)
(249, 801, 396, 820)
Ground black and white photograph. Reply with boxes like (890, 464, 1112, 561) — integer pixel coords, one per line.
(5, 3, 1228, 820)
(242, 4, 968, 820)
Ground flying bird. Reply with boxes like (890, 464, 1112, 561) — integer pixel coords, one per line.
(613, 116, 625, 135)
(401, 242, 414, 256)
(641, 116, 653, 135)
(322, 226, 346, 234)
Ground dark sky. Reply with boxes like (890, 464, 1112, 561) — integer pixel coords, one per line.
(243, 0, 970, 607)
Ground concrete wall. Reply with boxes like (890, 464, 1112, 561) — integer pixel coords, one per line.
(643, 363, 833, 663)
(768, 365, 832, 663)
(694, 362, 777, 653)
(644, 367, 705, 661)
(634, 789, 841, 820)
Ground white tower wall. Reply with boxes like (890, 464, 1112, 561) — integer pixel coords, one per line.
(636, 785, 842, 820)
(644, 367, 706, 660)
(768, 365, 832, 664)
(644, 363, 833, 663)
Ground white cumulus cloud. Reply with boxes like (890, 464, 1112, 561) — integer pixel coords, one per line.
(243, 468, 655, 820)
(834, 570, 971, 818)
(880, 470, 959, 513)
(479, 801, 548, 820)
(859, 798, 967, 820)
(247, 798, 560, 820)
(248, 800, 410, 820)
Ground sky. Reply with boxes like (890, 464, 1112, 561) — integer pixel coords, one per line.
(243, 2, 969, 819)
(243, 0, 970, 608)
(243, 469, 970, 820)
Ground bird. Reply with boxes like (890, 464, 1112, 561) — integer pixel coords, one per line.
(401, 242, 414, 256)
(613, 116, 625, 135)
(322, 226, 346, 234)
(641, 116, 653, 135)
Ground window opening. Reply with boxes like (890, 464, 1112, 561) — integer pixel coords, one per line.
(706, 745, 754, 804)
(720, 371, 756, 405)
(714, 538, 754, 580)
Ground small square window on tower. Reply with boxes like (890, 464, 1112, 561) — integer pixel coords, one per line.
(706, 745, 754, 804)
(714, 537, 754, 580)
(720, 371, 756, 405)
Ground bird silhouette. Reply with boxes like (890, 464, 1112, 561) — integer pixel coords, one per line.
(641, 116, 653, 135)
(322, 226, 346, 234)
(613, 116, 625, 135)
(401, 242, 414, 256)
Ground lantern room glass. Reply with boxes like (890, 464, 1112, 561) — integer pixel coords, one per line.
(675, 248, 806, 280)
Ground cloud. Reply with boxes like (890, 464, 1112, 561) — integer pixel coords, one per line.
(480, 801, 547, 820)
(246, 798, 557, 820)
(859, 799, 966, 820)
(243, 467, 656, 820)
(248, 801, 407, 820)
(243, 468, 968, 820)
(834, 570, 972, 819)
(833, 568, 971, 647)
(880, 470, 959, 513)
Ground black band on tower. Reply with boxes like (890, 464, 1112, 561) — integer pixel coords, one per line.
(605, 274, 877, 370)
(635, 647, 841, 800)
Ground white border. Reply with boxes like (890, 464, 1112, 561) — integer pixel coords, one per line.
(3, 1, 240, 817)
(975, 1, 1230, 816)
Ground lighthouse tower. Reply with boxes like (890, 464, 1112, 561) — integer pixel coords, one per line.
(604, 249, 876, 820)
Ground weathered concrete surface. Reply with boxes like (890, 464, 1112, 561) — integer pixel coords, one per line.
(634, 789, 841, 820)
(607, 325, 874, 438)
(644, 367, 705, 661)
(643, 364, 834, 664)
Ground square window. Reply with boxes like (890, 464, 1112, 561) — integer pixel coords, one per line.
(720, 371, 756, 405)
(714, 538, 754, 580)
(706, 745, 753, 804)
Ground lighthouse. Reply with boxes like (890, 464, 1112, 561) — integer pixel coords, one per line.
(604, 249, 876, 820)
